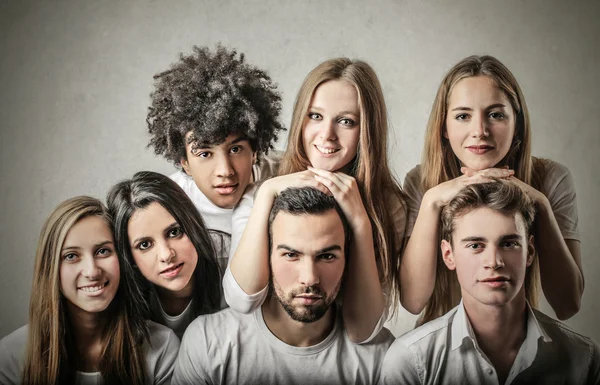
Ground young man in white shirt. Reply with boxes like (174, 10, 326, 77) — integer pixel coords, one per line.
(173, 187, 394, 385)
(381, 181, 600, 385)
(146, 45, 285, 270)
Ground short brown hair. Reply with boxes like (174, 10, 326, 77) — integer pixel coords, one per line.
(441, 180, 536, 244)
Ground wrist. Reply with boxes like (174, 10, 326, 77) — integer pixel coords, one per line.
(422, 189, 444, 212)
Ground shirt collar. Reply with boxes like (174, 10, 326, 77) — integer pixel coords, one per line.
(450, 300, 552, 352)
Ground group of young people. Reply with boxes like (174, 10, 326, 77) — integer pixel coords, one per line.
(0, 45, 597, 384)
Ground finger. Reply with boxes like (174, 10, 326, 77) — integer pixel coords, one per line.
(461, 167, 477, 177)
(479, 168, 514, 178)
(309, 167, 347, 191)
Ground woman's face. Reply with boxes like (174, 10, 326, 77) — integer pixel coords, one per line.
(59, 216, 120, 317)
(445, 76, 516, 171)
(302, 80, 361, 172)
(127, 202, 198, 296)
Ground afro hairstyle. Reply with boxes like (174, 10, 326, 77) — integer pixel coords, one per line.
(147, 45, 285, 166)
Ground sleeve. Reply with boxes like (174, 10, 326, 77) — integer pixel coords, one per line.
(172, 323, 212, 385)
(0, 328, 26, 385)
(541, 161, 579, 240)
(402, 166, 424, 238)
(587, 339, 600, 385)
(378, 340, 423, 385)
(222, 266, 268, 314)
(152, 328, 181, 385)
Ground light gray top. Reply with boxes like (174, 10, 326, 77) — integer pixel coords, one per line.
(403, 159, 580, 240)
(172, 306, 395, 385)
(380, 301, 600, 385)
(0, 320, 180, 385)
(159, 297, 194, 340)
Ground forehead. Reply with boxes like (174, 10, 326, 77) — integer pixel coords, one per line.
(184, 131, 249, 149)
(452, 207, 526, 240)
(128, 202, 175, 235)
(271, 210, 345, 254)
(63, 215, 112, 247)
(310, 80, 359, 114)
(448, 76, 510, 107)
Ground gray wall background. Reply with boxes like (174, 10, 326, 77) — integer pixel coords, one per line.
(1, 0, 598, 341)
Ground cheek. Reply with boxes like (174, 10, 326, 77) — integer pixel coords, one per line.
(131, 250, 153, 276)
(271, 260, 296, 287)
(179, 238, 199, 266)
(58, 264, 73, 293)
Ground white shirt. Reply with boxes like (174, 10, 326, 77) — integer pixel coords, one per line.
(173, 306, 394, 385)
(380, 301, 600, 385)
(0, 321, 180, 385)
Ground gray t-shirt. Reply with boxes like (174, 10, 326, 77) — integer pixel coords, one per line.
(172, 306, 395, 385)
(0, 321, 180, 385)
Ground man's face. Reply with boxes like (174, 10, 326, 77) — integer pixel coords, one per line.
(181, 132, 255, 209)
(441, 207, 534, 308)
(270, 209, 346, 323)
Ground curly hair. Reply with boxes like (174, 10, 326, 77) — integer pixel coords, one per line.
(147, 45, 285, 166)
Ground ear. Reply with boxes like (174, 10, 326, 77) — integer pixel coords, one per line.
(180, 158, 191, 176)
(252, 151, 257, 165)
(442, 124, 449, 139)
(525, 234, 535, 267)
(441, 239, 456, 270)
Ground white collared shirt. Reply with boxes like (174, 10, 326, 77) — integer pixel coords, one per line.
(380, 301, 600, 385)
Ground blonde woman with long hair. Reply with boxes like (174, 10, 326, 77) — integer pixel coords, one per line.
(224, 58, 406, 343)
(400, 55, 583, 324)
(0, 196, 179, 385)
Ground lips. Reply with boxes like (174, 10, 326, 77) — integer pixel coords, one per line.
(466, 145, 495, 155)
(160, 262, 184, 278)
(479, 276, 510, 288)
(213, 183, 238, 195)
(314, 144, 340, 155)
(294, 294, 323, 305)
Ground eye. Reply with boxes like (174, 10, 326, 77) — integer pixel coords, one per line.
(318, 253, 336, 261)
(466, 243, 484, 251)
(501, 241, 520, 249)
(455, 113, 471, 121)
(308, 112, 322, 121)
(489, 111, 505, 120)
(167, 227, 183, 238)
(283, 252, 298, 259)
(338, 118, 356, 126)
(63, 253, 79, 262)
(230, 145, 243, 154)
(197, 151, 211, 159)
(137, 240, 152, 251)
(96, 247, 112, 257)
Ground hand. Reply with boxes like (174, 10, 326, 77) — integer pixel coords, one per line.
(428, 167, 513, 209)
(308, 166, 370, 229)
(505, 175, 547, 206)
(260, 170, 330, 199)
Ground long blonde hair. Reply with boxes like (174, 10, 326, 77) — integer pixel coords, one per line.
(23, 196, 148, 385)
(279, 58, 407, 312)
(418, 55, 543, 324)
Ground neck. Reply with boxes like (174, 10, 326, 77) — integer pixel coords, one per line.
(462, 291, 528, 382)
(67, 303, 107, 371)
(156, 278, 194, 316)
(262, 295, 336, 347)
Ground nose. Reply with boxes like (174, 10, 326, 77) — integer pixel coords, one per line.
(81, 256, 102, 279)
(470, 114, 489, 138)
(482, 246, 504, 270)
(318, 120, 337, 141)
(298, 258, 320, 287)
(214, 152, 235, 178)
(157, 241, 175, 264)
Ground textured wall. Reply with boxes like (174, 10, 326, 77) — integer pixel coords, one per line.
(1, 0, 598, 341)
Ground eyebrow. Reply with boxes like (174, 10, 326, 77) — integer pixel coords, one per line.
(451, 103, 507, 112)
(62, 240, 113, 252)
(308, 106, 359, 116)
(276, 244, 342, 254)
(460, 234, 522, 243)
(131, 221, 178, 245)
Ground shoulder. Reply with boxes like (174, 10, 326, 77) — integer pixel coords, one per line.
(169, 170, 188, 185)
(403, 165, 423, 196)
(183, 308, 248, 344)
(0, 325, 28, 385)
(395, 310, 451, 349)
(534, 158, 574, 190)
(255, 150, 283, 182)
(534, 309, 596, 353)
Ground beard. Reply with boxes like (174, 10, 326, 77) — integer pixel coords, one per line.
(271, 279, 341, 323)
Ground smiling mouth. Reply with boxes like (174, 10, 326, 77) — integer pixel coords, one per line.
(78, 281, 108, 292)
(315, 145, 340, 155)
(466, 145, 495, 154)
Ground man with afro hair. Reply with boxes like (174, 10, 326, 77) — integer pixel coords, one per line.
(147, 45, 285, 272)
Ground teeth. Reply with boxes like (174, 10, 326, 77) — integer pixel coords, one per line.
(79, 283, 106, 292)
(316, 145, 338, 154)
